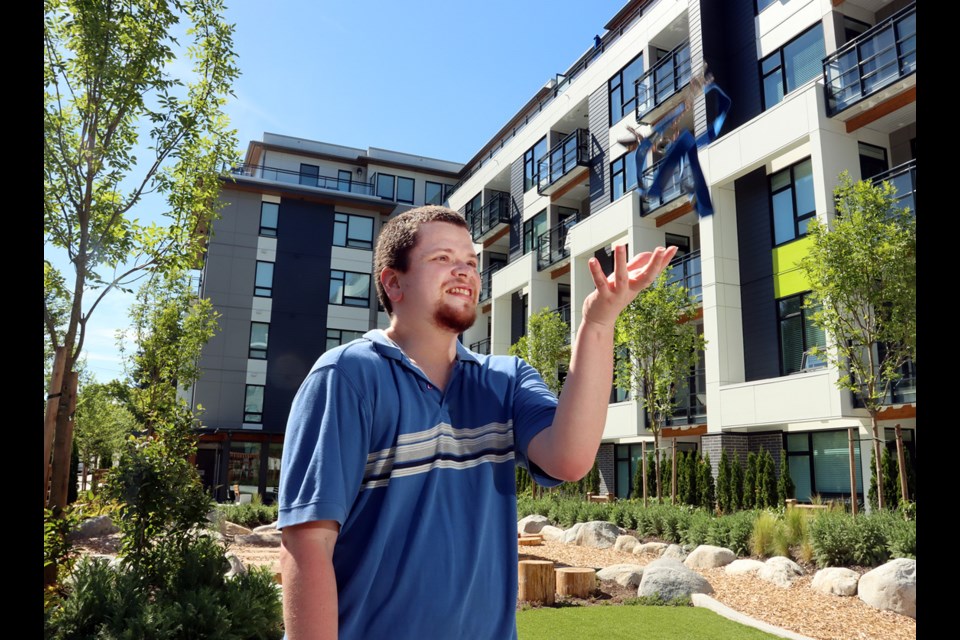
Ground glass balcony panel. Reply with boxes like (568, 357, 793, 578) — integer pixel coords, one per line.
(635, 42, 692, 120)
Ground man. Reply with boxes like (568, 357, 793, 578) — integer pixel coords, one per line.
(279, 205, 676, 639)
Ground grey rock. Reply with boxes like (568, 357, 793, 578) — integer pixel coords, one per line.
(224, 521, 253, 536)
(253, 522, 279, 533)
(633, 542, 668, 557)
(725, 559, 765, 575)
(614, 535, 639, 553)
(517, 515, 551, 535)
(560, 523, 584, 544)
(757, 556, 804, 588)
(684, 545, 736, 570)
(540, 525, 565, 541)
(574, 521, 621, 549)
(662, 544, 687, 561)
(68, 515, 118, 540)
(858, 558, 916, 619)
(638, 557, 713, 601)
(225, 552, 247, 579)
(812, 567, 860, 597)
(597, 563, 645, 588)
(235, 531, 282, 547)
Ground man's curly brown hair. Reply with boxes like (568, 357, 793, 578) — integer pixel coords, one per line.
(373, 205, 470, 315)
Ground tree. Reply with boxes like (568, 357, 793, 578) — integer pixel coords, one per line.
(43, 0, 240, 517)
(758, 448, 777, 509)
(743, 452, 757, 509)
(777, 449, 795, 507)
(717, 448, 731, 514)
(729, 455, 743, 512)
(698, 453, 715, 512)
(73, 382, 137, 487)
(799, 173, 916, 509)
(614, 268, 705, 503)
(509, 307, 571, 395)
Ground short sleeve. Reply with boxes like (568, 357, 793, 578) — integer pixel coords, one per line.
(277, 364, 371, 529)
(511, 358, 562, 488)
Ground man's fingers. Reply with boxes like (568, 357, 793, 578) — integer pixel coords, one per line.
(588, 257, 609, 291)
(614, 244, 628, 285)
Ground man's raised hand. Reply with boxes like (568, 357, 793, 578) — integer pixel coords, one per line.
(582, 244, 678, 329)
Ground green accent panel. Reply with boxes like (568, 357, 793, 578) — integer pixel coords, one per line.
(772, 236, 813, 298)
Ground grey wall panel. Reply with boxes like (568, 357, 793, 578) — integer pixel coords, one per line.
(735, 167, 779, 382)
(509, 156, 524, 258)
(700, 0, 762, 135)
(588, 84, 610, 212)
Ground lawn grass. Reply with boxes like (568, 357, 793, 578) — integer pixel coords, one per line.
(517, 605, 781, 640)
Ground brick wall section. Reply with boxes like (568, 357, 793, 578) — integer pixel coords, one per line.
(702, 431, 786, 479)
(750, 432, 786, 475)
(597, 443, 615, 496)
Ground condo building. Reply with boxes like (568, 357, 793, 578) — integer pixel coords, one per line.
(195, 0, 916, 504)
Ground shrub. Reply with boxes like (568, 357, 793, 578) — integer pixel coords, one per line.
(703, 510, 755, 556)
(884, 516, 917, 559)
(783, 505, 808, 548)
(217, 502, 279, 529)
(698, 454, 715, 512)
(717, 449, 731, 514)
(681, 510, 712, 548)
(729, 457, 743, 512)
(809, 510, 854, 567)
(743, 452, 757, 509)
(851, 514, 891, 567)
(750, 511, 778, 558)
(777, 449, 795, 507)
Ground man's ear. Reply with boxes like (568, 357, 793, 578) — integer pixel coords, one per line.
(380, 268, 403, 305)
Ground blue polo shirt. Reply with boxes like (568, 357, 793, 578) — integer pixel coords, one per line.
(278, 330, 560, 639)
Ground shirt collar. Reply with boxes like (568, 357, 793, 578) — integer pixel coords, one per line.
(364, 329, 481, 365)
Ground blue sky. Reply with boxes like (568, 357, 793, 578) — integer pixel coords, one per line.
(67, 0, 628, 382)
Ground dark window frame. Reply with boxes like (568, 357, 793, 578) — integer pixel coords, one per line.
(425, 181, 445, 205)
(329, 269, 372, 308)
(522, 209, 547, 256)
(608, 51, 645, 125)
(783, 429, 865, 502)
(299, 163, 320, 187)
(396, 176, 415, 204)
(760, 23, 825, 110)
(375, 173, 396, 200)
(337, 169, 353, 192)
(333, 212, 375, 250)
(610, 152, 639, 202)
(769, 157, 816, 247)
(254, 261, 274, 298)
(776, 291, 825, 376)
(326, 328, 366, 352)
(259, 202, 279, 237)
(248, 321, 269, 360)
(523, 137, 547, 192)
(243, 384, 265, 423)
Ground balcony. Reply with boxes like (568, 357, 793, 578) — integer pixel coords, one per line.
(823, 3, 916, 116)
(639, 157, 688, 215)
(469, 338, 491, 355)
(870, 159, 916, 216)
(536, 211, 586, 271)
(668, 366, 707, 426)
(853, 358, 916, 408)
(635, 41, 692, 122)
(469, 192, 511, 243)
(536, 129, 590, 195)
(665, 250, 702, 303)
(478, 263, 503, 303)
(230, 163, 375, 196)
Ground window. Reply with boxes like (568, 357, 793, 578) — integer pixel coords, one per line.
(259, 202, 279, 237)
(326, 328, 365, 351)
(228, 441, 261, 496)
(770, 157, 815, 246)
(614, 443, 646, 499)
(337, 169, 352, 192)
(608, 52, 645, 124)
(249, 322, 269, 359)
(756, 0, 777, 13)
(777, 292, 826, 375)
(522, 209, 547, 256)
(523, 137, 547, 191)
(610, 152, 638, 201)
(299, 163, 319, 187)
(425, 181, 451, 205)
(786, 430, 863, 502)
(396, 177, 415, 204)
(376, 173, 395, 200)
(329, 270, 371, 307)
(761, 24, 825, 109)
(464, 192, 482, 231)
(858, 142, 888, 182)
(244, 385, 264, 423)
(254, 261, 274, 297)
(333, 213, 374, 250)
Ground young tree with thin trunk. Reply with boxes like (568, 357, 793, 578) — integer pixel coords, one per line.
(614, 269, 705, 503)
(799, 173, 916, 509)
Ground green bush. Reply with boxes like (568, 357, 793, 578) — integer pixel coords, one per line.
(216, 502, 279, 529)
(884, 516, 917, 559)
(750, 511, 778, 558)
(717, 449, 731, 514)
(809, 510, 855, 567)
(851, 514, 890, 567)
(681, 510, 712, 548)
(704, 510, 756, 556)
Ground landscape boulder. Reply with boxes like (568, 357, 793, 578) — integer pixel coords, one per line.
(235, 531, 282, 547)
(573, 521, 622, 549)
(517, 515, 551, 535)
(633, 542, 668, 557)
(637, 558, 713, 602)
(225, 552, 247, 579)
(661, 544, 687, 561)
(811, 567, 859, 597)
(540, 525, 565, 541)
(597, 564, 645, 588)
(757, 556, 804, 588)
(253, 522, 278, 533)
(68, 515, 119, 540)
(858, 558, 916, 619)
(614, 535, 639, 553)
(560, 523, 584, 544)
(684, 545, 736, 570)
(724, 559, 765, 576)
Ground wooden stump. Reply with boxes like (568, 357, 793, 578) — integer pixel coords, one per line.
(518, 534, 543, 546)
(518, 560, 555, 605)
(555, 567, 596, 598)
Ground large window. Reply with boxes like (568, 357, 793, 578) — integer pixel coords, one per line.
(228, 441, 261, 499)
(770, 158, 816, 246)
(523, 137, 547, 191)
(337, 169, 353, 192)
(786, 430, 863, 502)
(522, 210, 547, 256)
(249, 322, 269, 359)
(299, 163, 320, 187)
(329, 270, 371, 307)
(761, 24, 825, 109)
(254, 261, 274, 297)
(326, 328, 365, 351)
(777, 292, 826, 375)
(244, 385, 264, 423)
(614, 443, 646, 499)
(425, 181, 452, 206)
(608, 52, 645, 124)
(259, 202, 278, 237)
(376, 173, 395, 200)
(333, 213, 374, 250)
(610, 152, 639, 202)
(396, 176, 415, 204)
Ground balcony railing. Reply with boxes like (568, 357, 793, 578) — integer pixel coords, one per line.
(665, 250, 702, 303)
(536, 129, 590, 195)
(536, 211, 586, 271)
(635, 41, 692, 121)
(468, 192, 511, 242)
(469, 338, 491, 355)
(639, 157, 688, 215)
(823, 2, 916, 116)
(853, 358, 916, 407)
(869, 159, 916, 216)
(478, 263, 503, 303)
(230, 163, 375, 196)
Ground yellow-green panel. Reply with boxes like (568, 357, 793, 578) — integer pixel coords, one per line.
(772, 236, 813, 298)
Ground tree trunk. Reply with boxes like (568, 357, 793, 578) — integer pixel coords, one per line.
(518, 560, 555, 605)
(43, 347, 66, 507)
(556, 568, 596, 598)
(641, 440, 648, 507)
(894, 424, 909, 505)
(48, 372, 79, 514)
(870, 413, 885, 510)
(671, 437, 678, 505)
(654, 434, 662, 504)
(848, 427, 858, 517)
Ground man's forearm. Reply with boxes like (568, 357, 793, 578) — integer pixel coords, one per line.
(281, 523, 340, 640)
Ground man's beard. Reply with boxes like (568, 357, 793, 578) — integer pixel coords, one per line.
(433, 302, 476, 334)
